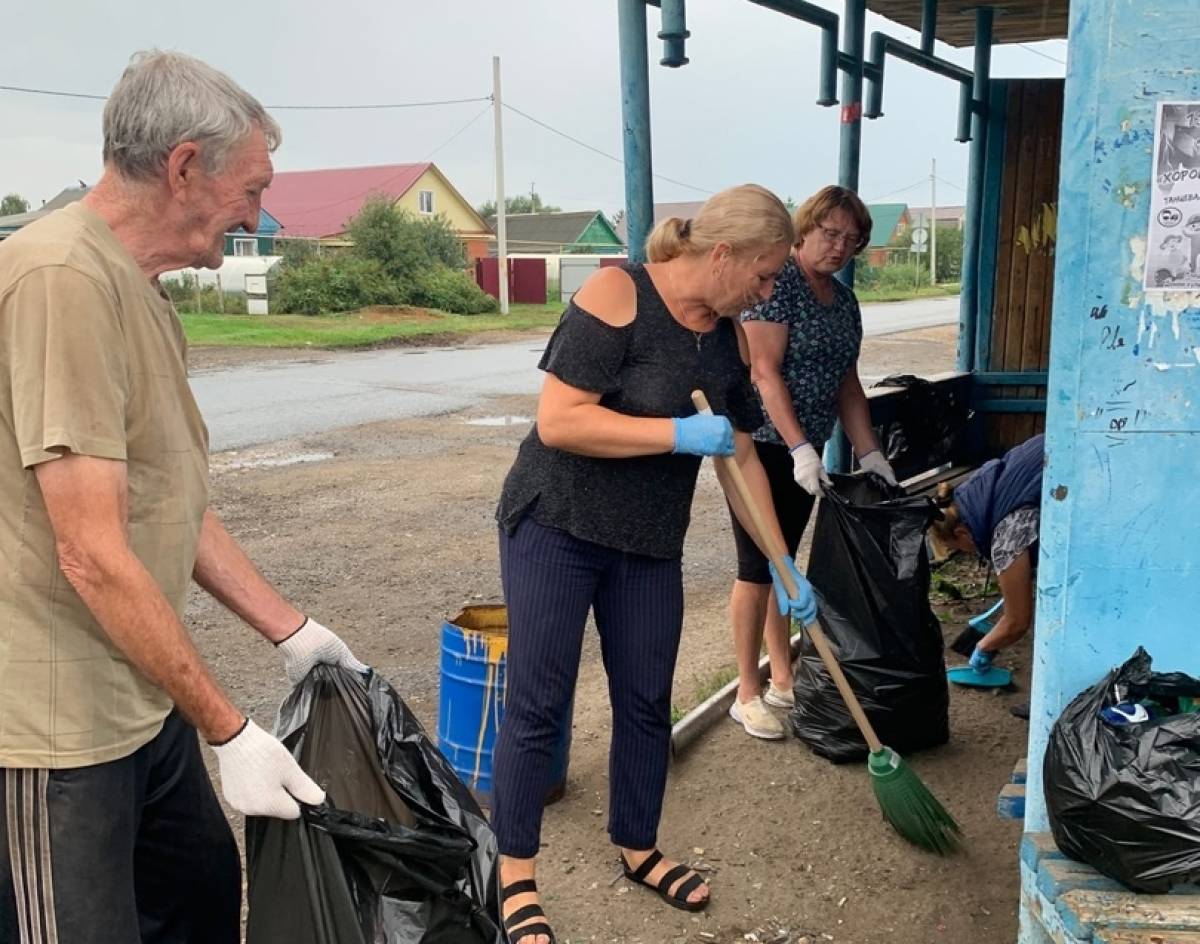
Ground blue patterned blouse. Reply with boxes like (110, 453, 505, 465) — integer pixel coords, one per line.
(740, 256, 863, 447)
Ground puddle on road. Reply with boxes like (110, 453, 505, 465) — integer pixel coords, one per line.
(224, 451, 336, 470)
(464, 415, 532, 427)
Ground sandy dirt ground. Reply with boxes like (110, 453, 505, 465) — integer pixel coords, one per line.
(188, 324, 1033, 943)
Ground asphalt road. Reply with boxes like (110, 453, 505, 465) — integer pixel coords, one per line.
(192, 296, 959, 451)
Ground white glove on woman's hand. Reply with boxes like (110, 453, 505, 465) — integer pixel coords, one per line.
(211, 719, 325, 819)
(790, 442, 832, 496)
(278, 618, 368, 686)
(859, 449, 898, 486)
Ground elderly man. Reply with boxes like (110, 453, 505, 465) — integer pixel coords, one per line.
(0, 51, 365, 943)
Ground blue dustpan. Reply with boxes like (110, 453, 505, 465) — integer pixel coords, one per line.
(947, 664, 1013, 688)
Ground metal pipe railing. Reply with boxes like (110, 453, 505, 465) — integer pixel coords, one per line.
(865, 32, 975, 142)
(920, 0, 938, 55)
(657, 0, 690, 67)
(747, 0, 841, 106)
(957, 6, 995, 373)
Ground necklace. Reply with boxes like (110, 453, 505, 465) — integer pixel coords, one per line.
(666, 265, 709, 351)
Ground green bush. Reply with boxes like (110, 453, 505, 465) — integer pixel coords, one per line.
(267, 200, 490, 315)
(348, 197, 465, 282)
(273, 255, 403, 315)
(855, 261, 931, 292)
(412, 265, 498, 315)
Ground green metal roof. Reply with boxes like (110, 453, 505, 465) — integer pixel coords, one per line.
(866, 203, 909, 248)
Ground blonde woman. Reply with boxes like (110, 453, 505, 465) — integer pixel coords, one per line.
(492, 185, 818, 943)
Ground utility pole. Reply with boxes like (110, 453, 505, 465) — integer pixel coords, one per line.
(492, 55, 509, 314)
(930, 157, 938, 286)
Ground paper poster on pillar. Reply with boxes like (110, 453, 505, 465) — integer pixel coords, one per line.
(1145, 102, 1200, 291)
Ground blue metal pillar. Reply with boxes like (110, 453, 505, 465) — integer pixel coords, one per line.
(955, 7, 992, 373)
(1019, 2, 1200, 939)
(826, 0, 866, 474)
(836, 0, 866, 208)
(617, 0, 655, 263)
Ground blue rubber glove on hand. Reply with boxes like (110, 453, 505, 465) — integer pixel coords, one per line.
(969, 646, 995, 674)
(767, 555, 818, 624)
(672, 414, 735, 457)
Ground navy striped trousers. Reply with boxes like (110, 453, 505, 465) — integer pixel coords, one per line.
(492, 517, 684, 858)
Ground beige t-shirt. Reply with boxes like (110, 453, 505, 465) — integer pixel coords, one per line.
(0, 202, 209, 769)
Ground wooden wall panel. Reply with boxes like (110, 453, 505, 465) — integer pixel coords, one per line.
(983, 78, 1063, 454)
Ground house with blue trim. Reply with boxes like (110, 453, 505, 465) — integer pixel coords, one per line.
(223, 208, 283, 257)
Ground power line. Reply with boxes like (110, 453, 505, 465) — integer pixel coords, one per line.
(1018, 43, 1066, 65)
(0, 82, 490, 110)
(270, 96, 490, 111)
(0, 83, 105, 101)
(865, 179, 927, 203)
(275, 107, 496, 226)
(935, 175, 966, 192)
(502, 102, 714, 196)
(422, 104, 493, 160)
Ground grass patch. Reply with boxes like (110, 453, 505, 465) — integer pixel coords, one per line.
(181, 302, 564, 349)
(694, 665, 739, 703)
(181, 285, 958, 350)
(669, 665, 740, 727)
(855, 282, 961, 304)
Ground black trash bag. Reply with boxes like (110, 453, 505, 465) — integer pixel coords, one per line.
(790, 474, 949, 763)
(1045, 647, 1200, 893)
(871, 374, 971, 478)
(245, 665, 502, 944)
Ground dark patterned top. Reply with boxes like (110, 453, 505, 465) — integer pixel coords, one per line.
(496, 264, 762, 560)
(740, 257, 863, 448)
(990, 506, 1040, 575)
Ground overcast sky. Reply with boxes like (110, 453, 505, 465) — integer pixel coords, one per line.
(2, 0, 1066, 218)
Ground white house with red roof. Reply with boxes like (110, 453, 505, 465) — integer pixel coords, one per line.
(262, 162, 492, 261)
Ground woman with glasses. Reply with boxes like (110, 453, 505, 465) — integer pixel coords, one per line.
(725, 185, 899, 740)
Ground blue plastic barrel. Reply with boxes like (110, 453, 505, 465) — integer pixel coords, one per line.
(437, 604, 571, 807)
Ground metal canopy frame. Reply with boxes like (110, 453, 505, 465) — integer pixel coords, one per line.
(863, 0, 1069, 48)
(618, 0, 1016, 469)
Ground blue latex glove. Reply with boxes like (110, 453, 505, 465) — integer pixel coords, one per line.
(672, 414, 735, 457)
(969, 646, 995, 674)
(767, 555, 818, 624)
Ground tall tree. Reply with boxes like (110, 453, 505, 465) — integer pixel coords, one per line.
(0, 193, 30, 216)
(477, 192, 561, 219)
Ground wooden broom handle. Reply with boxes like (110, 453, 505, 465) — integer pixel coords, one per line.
(691, 390, 884, 754)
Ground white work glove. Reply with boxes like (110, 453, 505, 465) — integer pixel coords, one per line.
(859, 449, 898, 486)
(210, 719, 325, 819)
(790, 442, 832, 496)
(278, 617, 368, 686)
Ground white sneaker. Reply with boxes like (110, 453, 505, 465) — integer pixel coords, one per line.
(763, 682, 795, 709)
(729, 696, 786, 740)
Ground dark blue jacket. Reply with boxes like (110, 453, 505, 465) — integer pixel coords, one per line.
(955, 434, 1045, 561)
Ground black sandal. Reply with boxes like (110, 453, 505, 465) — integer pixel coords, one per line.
(501, 878, 557, 943)
(621, 849, 710, 913)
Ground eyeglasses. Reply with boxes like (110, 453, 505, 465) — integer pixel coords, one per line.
(817, 225, 863, 249)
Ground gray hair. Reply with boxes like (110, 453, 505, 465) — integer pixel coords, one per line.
(102, 50, 281, 181)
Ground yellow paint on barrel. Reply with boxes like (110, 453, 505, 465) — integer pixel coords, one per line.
(451, 605, 510, 789)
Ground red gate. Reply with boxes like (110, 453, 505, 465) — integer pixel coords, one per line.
(474, 258, 548, 304)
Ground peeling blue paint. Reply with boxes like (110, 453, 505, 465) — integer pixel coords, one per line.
(1025, 0, 1200, 874)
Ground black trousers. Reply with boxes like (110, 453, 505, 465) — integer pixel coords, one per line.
(729, 439, 818, 584)
(0, 710, 240, 944)
(492, 517, 684, 858)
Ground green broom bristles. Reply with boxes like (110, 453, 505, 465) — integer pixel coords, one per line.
(868, 747, 962, 855)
